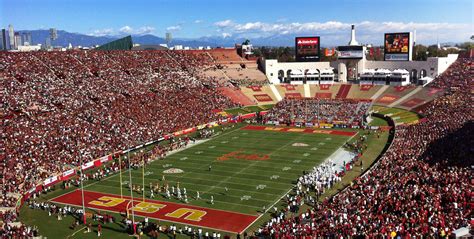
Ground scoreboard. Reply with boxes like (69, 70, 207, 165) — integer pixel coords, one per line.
(295, 36, 320, 62)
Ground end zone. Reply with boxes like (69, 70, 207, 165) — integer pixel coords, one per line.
(50, 189, 257, 234)
(241, 125, 357, 136)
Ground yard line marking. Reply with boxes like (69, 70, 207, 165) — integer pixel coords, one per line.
(240, 186, 293, 234)
(198, 133, 307, 199)
(150, 155, 322, 168)
(66, 226, 87, 239)
(70, 125, 356, 234)
(83, 125, 246, 190)
(240, 131, 360, 234)
(98, 179, 281, 200)
(149, 171, 292, 186)
(85, 185, 266, 208)
(133, 166, 297, 182)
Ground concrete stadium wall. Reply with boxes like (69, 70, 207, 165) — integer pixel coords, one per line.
(264, 59, 331, 84)
(363, 54, 458, 79)
(264, 54, 458, 84)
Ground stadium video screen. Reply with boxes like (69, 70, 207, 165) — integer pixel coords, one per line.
(384, 32, 410, 61)
(295, 37, 320, 61)
(337, 45, 364, 59)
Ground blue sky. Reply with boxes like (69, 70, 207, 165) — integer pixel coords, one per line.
(1, 0, 472, 44)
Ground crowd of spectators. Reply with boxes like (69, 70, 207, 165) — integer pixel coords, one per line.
(1, 210, 40, 238)
(263, 98, 370, 126)
(0, 50, 238, 236)
(257, 57, 473, 237)
(1, 50, 471, 237)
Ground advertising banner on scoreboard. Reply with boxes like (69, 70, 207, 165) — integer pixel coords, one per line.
(295, 37, 320, 62)
(337, 45, 364, 59)
(384, 32, 411, 61)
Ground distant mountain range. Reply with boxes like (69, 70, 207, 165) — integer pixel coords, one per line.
(16, 29, 463, 48)
(15, 30, 244, 48)
(15, 29, 308, 48)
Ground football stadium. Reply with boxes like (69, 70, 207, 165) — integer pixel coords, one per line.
(1, 1, 473, 238)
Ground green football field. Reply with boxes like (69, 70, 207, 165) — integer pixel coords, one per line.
(21, 124, 366, 238)
(82, 125, 352, 215)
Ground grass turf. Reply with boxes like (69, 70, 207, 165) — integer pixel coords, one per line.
(81, 125, 351, 214)
(20, 124, 357, 238)
(224, 104, 274, 115)
(371, 106, 421, 124)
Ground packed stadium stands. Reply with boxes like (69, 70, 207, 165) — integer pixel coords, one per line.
(257, 57, 473, 238)
(263, 98, 370, 126)
(0, 50, 240, 236)
(1, 46, 472, 238)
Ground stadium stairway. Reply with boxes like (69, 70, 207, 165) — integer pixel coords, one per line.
(371, 85, 389, 100)
(335, 84, 352, 99)
(391, 87, 445, 110)
(346, 85, 382, 100)
(388, 87, 422, 108)
(219, 87, 256, 106)
(269, 85, 283, 101)
(375, 85, 418, 106)
(275, 84, 306, 99)
(304, 84, 311, 97)
(205, 52, 231, 81)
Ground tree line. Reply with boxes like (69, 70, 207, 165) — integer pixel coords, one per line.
(252, 42, 473, 62)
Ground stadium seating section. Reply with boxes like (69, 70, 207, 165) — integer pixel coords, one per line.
(1, 47, 471, 238)
(257, 57, 473, 237)
(1, 50, 237, 214)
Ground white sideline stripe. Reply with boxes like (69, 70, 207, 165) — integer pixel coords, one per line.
(66, 226, 87, 238)
(240, 186, 293, 234)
